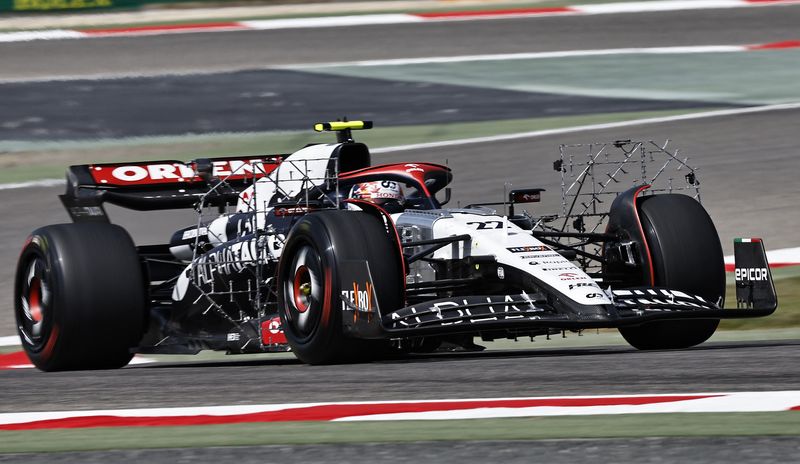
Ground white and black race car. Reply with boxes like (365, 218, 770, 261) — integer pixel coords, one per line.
(15, 121, 777, 370)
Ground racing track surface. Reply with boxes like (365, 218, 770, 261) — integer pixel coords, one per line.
(3, 339, 800, 413)
(2, 6, 800, 80)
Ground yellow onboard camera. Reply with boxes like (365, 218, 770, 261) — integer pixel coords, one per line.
(314, 120, 373, 143)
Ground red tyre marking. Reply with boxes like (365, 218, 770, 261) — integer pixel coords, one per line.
(321, 268, 333, 327)
(40, 324, 59, 360)
(633, 185, 656, 286)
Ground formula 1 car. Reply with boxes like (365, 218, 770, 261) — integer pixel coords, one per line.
(15, 121, 778, 371)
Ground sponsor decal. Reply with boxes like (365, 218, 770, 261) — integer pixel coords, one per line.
(507, 245, 551, 253)
(274, 206, 309, 217)
(90, 158, 279, 186)
(226, 333, 240, 342)
(735, 267, 769, 281)
(404, 163, 425, 173)
(392, 295, 545, 324)
(67, 206, 104, 218)
(192, 239, 260, 286)
(341, 281, 375, 322)
(585, 293, 604, 299)
(181, 227, 208, 241)
(497, 266, 505, 279)
(522, 257, 563, 264)
(569, 282, 598, 290)
(558, 272, 589, 281)
(542, 266, 575, 271)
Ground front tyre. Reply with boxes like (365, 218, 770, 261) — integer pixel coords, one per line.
(619, 194, 725, 350)
(278, 210, 403, 364)
(14, 223, 146, 371)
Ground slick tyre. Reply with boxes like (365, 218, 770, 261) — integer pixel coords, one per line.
(278, 210, 403, 365)
(14, 223, 146, 371)
(619, 194, 725, 350)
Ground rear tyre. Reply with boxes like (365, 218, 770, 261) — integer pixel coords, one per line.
(619, 194, 725, 350)
(278, 210, 403, 364)
(14, 223, 146, 371)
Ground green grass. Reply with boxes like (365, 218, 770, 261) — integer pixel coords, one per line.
(0, 108, 713, 184)
(1, 412, 798, 453)
(720, 276, 800, 330)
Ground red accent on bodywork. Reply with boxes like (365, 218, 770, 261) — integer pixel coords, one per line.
(0, 395, 721, 430)
(88, 157, 281, 187)
(415, 7, 574, 18)
(260, 317, 287, 345)
(633, 185, 656, 286)
(340, 163, 452, 199)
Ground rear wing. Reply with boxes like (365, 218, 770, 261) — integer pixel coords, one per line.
(59, 155, 285, 222)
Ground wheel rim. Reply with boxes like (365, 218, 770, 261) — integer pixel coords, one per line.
(283, 244, 323, 340)
(18, 258, 50, 349)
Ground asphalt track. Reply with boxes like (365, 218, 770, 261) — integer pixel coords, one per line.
(0, 70, 724, 140)
(2, 339, 800, 413)
(4, 437, 800, 464)
(0, 6, 798, 458)
(2, 6, 800, 80)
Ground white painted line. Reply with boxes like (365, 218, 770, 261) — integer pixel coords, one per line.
(0, 29, 85, 43)
(576, 0, 757, 14)
(294, 45, 748, 68)
(0, 335, 21, 347)
(371, 103, 800, 153)
(725, 246, 800, 267)
(240, 14, 423, 30)
(335, 391, 800, 421)
(0, 178, 65, 190)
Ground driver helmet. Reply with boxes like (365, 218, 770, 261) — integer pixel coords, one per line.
(348, 180, 405, 211)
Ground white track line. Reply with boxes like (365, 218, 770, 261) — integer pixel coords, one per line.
(371, 103, 800, 153)
(0, 178, 65, 190)
(335, 391, 800, 421)
(292, 45, 749, 68)
(0, 336, 21, 347)
(725, 247, 800, 267)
